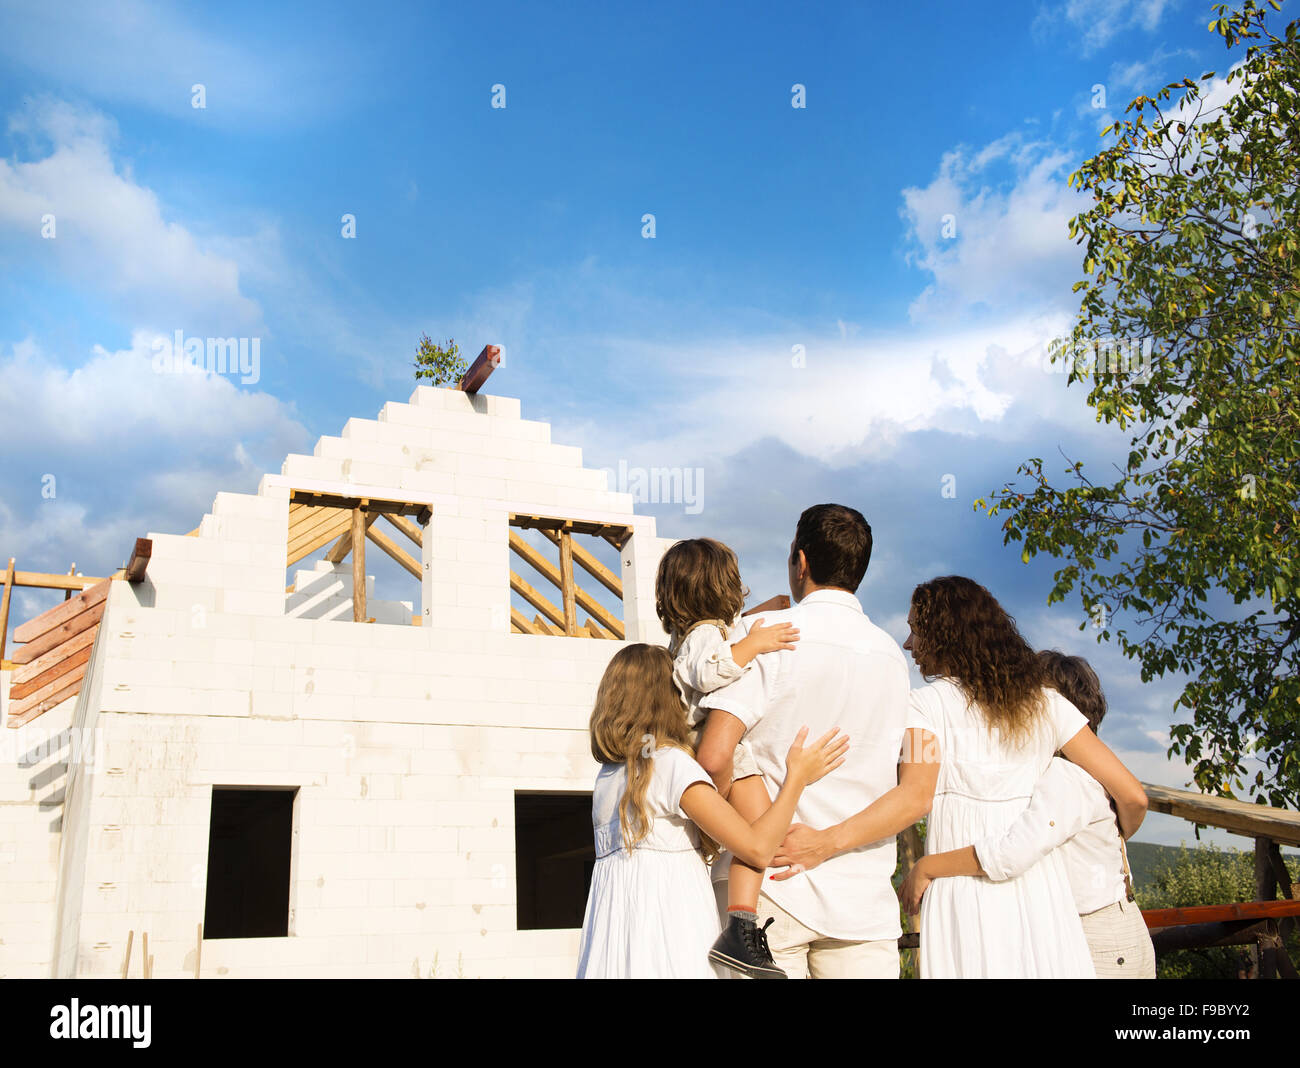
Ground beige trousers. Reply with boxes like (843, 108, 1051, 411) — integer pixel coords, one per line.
(1080, 897, 1157, 978)
(712, 887, 899, 979)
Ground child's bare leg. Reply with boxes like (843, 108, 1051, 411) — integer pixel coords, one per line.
(726, 775, 770, 913)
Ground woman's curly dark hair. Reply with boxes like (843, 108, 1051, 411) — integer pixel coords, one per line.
(910, 575, 1046, 746)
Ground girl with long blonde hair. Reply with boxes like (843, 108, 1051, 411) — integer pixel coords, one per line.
(576, 643, 847, 979)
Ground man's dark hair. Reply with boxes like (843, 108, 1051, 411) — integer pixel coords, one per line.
(792, 504, 872, 592)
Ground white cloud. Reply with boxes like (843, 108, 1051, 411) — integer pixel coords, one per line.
(0, 332, 310, 591)
(0, 0, 335, 125)
(900, 134, 1089, 322)
(1035, 0, 1178, 56)
(0, 98, 263, 335)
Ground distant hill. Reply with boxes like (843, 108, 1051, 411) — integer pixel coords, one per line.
(1127, 840, 1300, 892)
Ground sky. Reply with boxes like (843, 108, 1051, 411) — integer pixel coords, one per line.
(0, 0, 1285, 847)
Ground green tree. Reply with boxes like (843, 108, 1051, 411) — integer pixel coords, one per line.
(976, 0, 1300, 807)
(413, 334, 468, 387)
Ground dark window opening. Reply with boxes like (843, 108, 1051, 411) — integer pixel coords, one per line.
(514, 792, 594, 930)
(203, 787, 296, 939)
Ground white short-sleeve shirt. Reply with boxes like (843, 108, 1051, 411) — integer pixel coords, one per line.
(591, 746, 715, 857)
(698, 588, 910, 942)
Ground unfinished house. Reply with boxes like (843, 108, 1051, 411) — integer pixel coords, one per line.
(0, 347, 677, 978)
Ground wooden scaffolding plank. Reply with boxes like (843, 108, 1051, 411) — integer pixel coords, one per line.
(9, 644, 93, 702)
(10, 601, 105, 666)
(382, 512, 424, 549)
(10, 625, 98, 684)
(365, 524, 421, 580)
(12, 579, 111, 646)
(539, 528, 622, 598)
(510, 570, 566, 630)
(508, 531, 624, 638)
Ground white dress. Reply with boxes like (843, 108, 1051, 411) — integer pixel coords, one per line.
(575, 746, 724, 979)
(907, 679, 1097, 978)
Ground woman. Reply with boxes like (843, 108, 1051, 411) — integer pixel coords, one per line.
(899, 576, 1147, 978)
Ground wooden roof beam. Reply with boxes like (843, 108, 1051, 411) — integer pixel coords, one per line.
(458, 344, 502, 394)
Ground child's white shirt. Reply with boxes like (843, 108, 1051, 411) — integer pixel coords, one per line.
(671, 616, 753, 729)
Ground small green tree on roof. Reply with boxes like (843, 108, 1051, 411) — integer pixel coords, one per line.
(414, 334, 468, 388)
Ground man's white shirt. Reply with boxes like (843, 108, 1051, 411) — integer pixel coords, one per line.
(698, 588, 910, 941)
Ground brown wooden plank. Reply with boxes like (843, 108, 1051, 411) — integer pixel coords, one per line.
(9, 644, 92, 701)
(510, 570, 565, 629)
(540, 528, 622, 598)
(532, 614, 564, 636)
(10, 602, 105, 666)
(10, 625, 97, 686)
(288, 514, 352, 567)
(9, 663, 89, 720)
(0, 557, 13, 665)
(287, 503, 336, 540)
(508, 532, 624, 638)
(1142, 899, 1300, 930)
(511, 607, 540, 635)
(10, 570, 107, 592)
(13, 579, 111, 645)
(458, 344, 502, 393)
(351, 508, 366, 623)
(382, 512, 424, 549)
(1144, 783, 1300, 848)
(510, 513, 631, 543)
(583, 618, 614, 639)
(326, 511, 377, 566)
(289, 490, 426, 517)
(125, 538, 152, 583)
(558, 530, 577, 636)
(365, 524, 421, 579)
(287, 507, 348, 556)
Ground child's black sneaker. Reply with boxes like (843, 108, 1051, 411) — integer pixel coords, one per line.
(708, 913, 788, 979)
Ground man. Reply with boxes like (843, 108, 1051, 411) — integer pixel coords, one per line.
(696, 503, 936, 979)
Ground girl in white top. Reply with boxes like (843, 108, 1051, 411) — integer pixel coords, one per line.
(895, 576, 1148, 978)
(654, 539, 799, 974)
(899, 651, 1156, 978)
(576, 643, 847, 978)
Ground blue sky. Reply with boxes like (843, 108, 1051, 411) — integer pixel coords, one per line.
(0, 0, 1282, 846)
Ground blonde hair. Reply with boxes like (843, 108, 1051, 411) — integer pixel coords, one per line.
(589, 644, 693, 850)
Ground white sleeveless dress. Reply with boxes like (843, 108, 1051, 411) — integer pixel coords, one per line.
(576, 746, 724, 978)
(907, 680, 1097, 978)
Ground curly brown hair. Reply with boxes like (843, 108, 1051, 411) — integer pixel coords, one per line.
(910, 576, 1046, 747)
(1038, 650, 1107, 733)
(654, 538, 748, 643)
(589, 644, 694, 850)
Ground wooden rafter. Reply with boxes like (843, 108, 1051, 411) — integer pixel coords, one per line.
(532, 614, 564, 636)
(509, 513, 631, 545)
(351, 507, 366, 623)
(539, 527, 622, 598)
(366, 523, 421, 580)
(510, 570, 566, 630)
(289, 489, 427, 519)
(326, 511, 378, 565)
(382, 512, 424, 549)
(508, 531, 623, 639)
(511, 607, 540, 635)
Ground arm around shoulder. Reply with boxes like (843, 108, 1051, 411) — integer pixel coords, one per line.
(1059, 726, 1148, 838)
